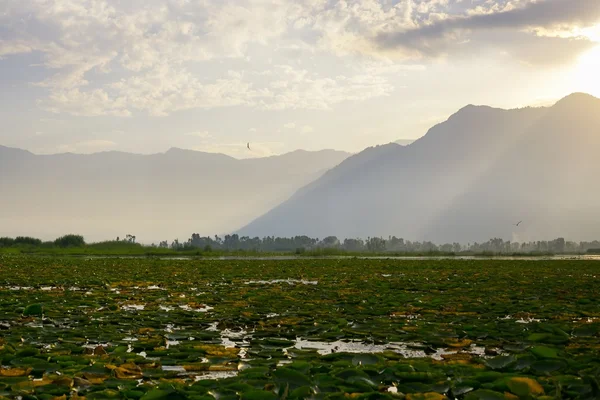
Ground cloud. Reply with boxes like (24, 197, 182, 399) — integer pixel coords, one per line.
(36, 61, 394, 116)
(41, 87, 131, 117)
(184, 131, 212, 139)
(283, 122, 314, 133)
(260, 64, 394, 111)
(0, 40, 34, 58)
(0, 0, 420, 116)
(1, 0, 598, 117)
(501, 34, 596, 67)
(375, 0, 600, 58)
(301, 125, 314, 133)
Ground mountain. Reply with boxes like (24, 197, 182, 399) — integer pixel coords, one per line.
(0, 147, 349, 242)
(239, 93, 600, 243)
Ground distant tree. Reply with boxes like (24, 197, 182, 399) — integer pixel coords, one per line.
(163, 233, 596, 255)
(386, 236, 405, 252)
(550, 238, 566, 253)
(223, 234, 240, 250)
(320, 236, 340, 248)
(54, 234, 85, 248)
(366, 237, 386, 252)
(452, 243, 463, 253)
(566, 241, 579, 253)
(440, 243, 453, 253)
(14, 236, 43, 246)
(343, 238, 365, 252)
(0, 237, 15, 247)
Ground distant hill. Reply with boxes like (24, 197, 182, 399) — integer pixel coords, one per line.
(239, 93, 600, 243)
(0, 147, 349, 242)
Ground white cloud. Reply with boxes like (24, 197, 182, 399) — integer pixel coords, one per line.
(0, 0, 405, 116)
(184, 131, 212, 139)
(301, 125, 314, 134)
(1, 0, 596, 117)
(0, 40, 34, 58)
(41, 87, 131, 117)
(282, 122, 314, 134)
(375, 0, 600, 59)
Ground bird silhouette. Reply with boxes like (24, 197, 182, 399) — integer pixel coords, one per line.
(514, 221, 522, 227)
(247, 142, 250, 150)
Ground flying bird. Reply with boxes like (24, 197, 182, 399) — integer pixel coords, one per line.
(514, 221, 522, 227)
(247, 142, 250, 150)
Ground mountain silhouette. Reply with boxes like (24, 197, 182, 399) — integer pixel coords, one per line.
(239, 93, 600, 242)
(0, 147, 349, 242)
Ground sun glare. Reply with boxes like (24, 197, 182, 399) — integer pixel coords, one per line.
(579, 25, 600, 42)
(571, 45, 600, 98)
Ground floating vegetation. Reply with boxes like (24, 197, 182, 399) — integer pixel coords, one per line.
(0, 255, 599, 399)
(244, 278, 318, 285)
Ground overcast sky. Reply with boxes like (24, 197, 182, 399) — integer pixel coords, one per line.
(1, 0, 599, 158)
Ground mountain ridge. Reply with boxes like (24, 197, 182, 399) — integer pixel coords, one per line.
(0, 144, 349, 160)
(0, 145, 350, 242)
(238, 93, 600, 242)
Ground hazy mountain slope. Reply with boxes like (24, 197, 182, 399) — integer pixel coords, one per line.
(239, 94, 598, 241)
(424, 93, 600, 243)
(0, 147, 349, 242)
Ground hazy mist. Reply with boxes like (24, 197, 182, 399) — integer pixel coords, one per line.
(0, 147, 348, 242)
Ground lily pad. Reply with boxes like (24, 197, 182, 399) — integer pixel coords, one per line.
(485, 355, 516, 370)
(507, 377, 545, 397)
(530, 346, 559, 359)
(22, 304, 43, 316)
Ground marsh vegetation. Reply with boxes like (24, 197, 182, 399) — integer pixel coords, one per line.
(0, 256, 599, 399)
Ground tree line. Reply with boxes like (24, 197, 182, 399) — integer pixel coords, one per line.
(161, 234, 600, 254)
(0, 234, 85, 248)
(2, 233, 600, 254)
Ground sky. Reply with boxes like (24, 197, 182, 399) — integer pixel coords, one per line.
(1, 0, 599, 158)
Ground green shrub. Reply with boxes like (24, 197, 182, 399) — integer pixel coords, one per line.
(54, 234, 86, 248)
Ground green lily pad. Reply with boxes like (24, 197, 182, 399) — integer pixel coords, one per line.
(531, 359, 566, 374)
(507, 377, 545, 397)
(465, 389, 507, 400)
(485, 355, 516, 370)
(530, 346, 559, 359)
(22, 304, 43, 316)
(273, 368, 311, 388)
(240, 390, 278, 400)
(352, 354, 381, 366)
